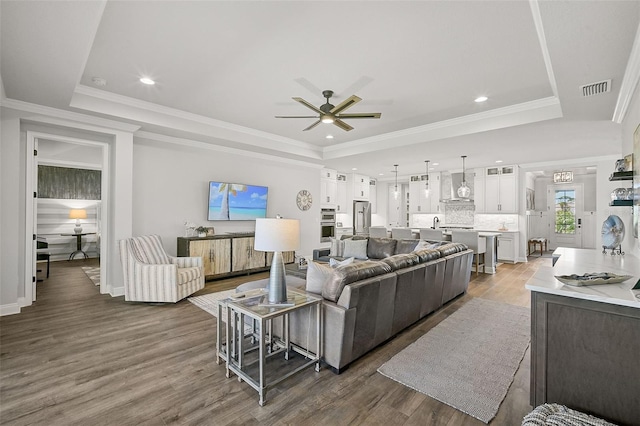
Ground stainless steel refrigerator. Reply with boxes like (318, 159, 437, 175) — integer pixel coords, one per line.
(353, 201, 371, 236)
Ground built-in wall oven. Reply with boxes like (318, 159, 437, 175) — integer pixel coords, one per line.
(320, 208, 336, 242)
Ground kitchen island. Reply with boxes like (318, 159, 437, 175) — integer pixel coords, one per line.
(525, 247, 640, 425)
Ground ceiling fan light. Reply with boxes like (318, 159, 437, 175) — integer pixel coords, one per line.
(321, 115, 334, 124)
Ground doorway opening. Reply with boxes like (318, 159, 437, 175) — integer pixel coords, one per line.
(25, 131, 110, 305)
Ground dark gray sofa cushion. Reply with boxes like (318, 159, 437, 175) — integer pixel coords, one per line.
(414, 248, 442, 263)
(367, 237, 396, 259)
(394, 239, 418, 254)
(322, 260, 392, 302)
(437, 242, 469, 256)
(381, 253, 421, 270)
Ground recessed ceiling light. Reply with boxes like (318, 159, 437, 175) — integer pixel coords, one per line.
(432, 162, 439, 166)
(326, 135, 334, 139)
(352, 168, 358, 171)
(475, 96, 488, 103)
(140, 77, 155, 85)
(496, 160, 503, 163)
(379, 173, 384, 176)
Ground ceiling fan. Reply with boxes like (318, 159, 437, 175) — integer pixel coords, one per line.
(275, 90, 381, 131)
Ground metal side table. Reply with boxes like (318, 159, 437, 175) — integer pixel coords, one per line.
(224, 287, 322, 406)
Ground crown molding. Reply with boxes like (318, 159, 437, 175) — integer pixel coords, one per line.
(613, 22, 640, 123)
(72, 85, 323, 159)
(0, 97, 141, 132)
(135, 130, 324, 169)
(529, 0, 559, 98)
(322, 96, 563, 159)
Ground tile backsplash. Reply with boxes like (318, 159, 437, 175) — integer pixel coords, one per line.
(412, 212, 519, 231)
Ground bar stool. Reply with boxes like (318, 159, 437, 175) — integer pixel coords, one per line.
(419, 228, 444, 241)
(369, 227, 389, 238)
(452, 230, 486, 276)
(391, 228, 413, 239)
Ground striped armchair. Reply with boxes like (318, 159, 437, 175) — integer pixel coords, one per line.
(119, 235, 204, 303)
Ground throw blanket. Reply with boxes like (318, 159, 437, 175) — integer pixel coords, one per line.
(522, 404, 616, 426)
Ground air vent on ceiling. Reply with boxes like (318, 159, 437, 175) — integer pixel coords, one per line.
(580, 79, 611, 97)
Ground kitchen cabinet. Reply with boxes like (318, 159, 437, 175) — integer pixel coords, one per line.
(409, 173, 440, 213)
(351, 173, 370, 200)
(485, 165, 517, 213)
(320, 168, 337, 208)
(369, 179, 377, 214)
(232, 237, 266, 272)
(497, 232, 519, 263)
(336, 173, 348, 212)
(182, 237, 232, 277)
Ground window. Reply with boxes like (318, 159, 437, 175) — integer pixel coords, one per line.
(555, 189, 576, 234)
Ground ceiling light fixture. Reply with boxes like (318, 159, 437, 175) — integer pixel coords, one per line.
(433, 162, 439, 166)
(393, 164, 399, 200)
(140, 77, 155, 85)
(553, 171, 573, 183)
(496, 160, 503, 163)
(321, 115, 334, 124)
(457, 155, 471, 199)
(475, 96, 488, 103)
(424, 160, 430, 198)
(325, 135, 334, 139)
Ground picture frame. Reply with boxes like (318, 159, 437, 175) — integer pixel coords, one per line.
(526, 188, 535, 211)
(624, 153, 633, 172)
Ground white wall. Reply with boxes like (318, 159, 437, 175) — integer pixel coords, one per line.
(132, 138, 322, 258)
(620, 83, 640, 256)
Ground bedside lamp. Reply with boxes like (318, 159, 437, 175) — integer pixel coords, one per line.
(69, 209, 87, 234)
(254, 216, 300, 304)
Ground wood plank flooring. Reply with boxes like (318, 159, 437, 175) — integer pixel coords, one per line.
(0, 256, 548, 425)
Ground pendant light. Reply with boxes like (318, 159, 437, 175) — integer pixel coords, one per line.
(393, 164, 399, 200)
(424, 160, 430, 198)
(457, 155, 471, 199)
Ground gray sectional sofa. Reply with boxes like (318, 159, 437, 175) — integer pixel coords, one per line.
(239, 237, 474, 374)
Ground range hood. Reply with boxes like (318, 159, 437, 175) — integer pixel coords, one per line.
(440, 172, 474, 202)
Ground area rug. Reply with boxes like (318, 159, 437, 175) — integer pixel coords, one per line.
(377, 298, 530, 424)
(81, 266, 100, 286)
(188, 289, 237, 319)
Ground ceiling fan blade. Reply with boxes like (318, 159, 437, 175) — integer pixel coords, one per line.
(303, 120, 322, 131)
(333, 118, 354, 132)
(335, 112, 382, 119)
(293, 97, 324, 115)
(330, 95, 362, 115)
(275, 115, 319, 119)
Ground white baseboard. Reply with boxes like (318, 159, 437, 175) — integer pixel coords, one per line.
(0, 302, 21, 316)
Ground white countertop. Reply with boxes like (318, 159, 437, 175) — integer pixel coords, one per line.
(525, 247, 640, 308)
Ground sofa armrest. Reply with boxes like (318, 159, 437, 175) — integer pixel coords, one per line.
(169, 255, 203, 268)
(313, 248, 331, 261)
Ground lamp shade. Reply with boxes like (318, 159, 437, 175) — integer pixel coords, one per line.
(69, 209, 87, 220)
(254, 218, 300, 252)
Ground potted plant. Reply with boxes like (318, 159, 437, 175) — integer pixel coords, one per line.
(195, 226, 208, 237)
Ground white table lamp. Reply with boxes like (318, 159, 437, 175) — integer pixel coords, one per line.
(254, 217, 300, 304)
(69, 209, 87, 234)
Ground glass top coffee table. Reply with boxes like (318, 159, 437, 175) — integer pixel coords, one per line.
(219, 287, 322, 406)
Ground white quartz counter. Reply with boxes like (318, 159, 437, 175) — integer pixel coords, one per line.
(525, 247, 640, 308)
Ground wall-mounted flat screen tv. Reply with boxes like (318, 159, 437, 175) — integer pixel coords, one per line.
(208, 181, 268, 221)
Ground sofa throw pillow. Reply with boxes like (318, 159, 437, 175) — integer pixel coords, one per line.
(413, 239, 441, 251)
(329, 257, 355, 268)
(367, 237, 397, 259)
(342, 238, 368, 260)
(329, 237, 349, 257)
(306, 261, 335, 294)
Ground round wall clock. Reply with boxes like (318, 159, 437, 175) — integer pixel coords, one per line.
(296, 189, 312, 211)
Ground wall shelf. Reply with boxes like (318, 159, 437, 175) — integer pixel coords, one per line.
(609, 171, 633, 181)
(609, 200, 632, 206)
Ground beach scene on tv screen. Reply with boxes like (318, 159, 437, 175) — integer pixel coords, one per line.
(208, 182, 268, 220)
